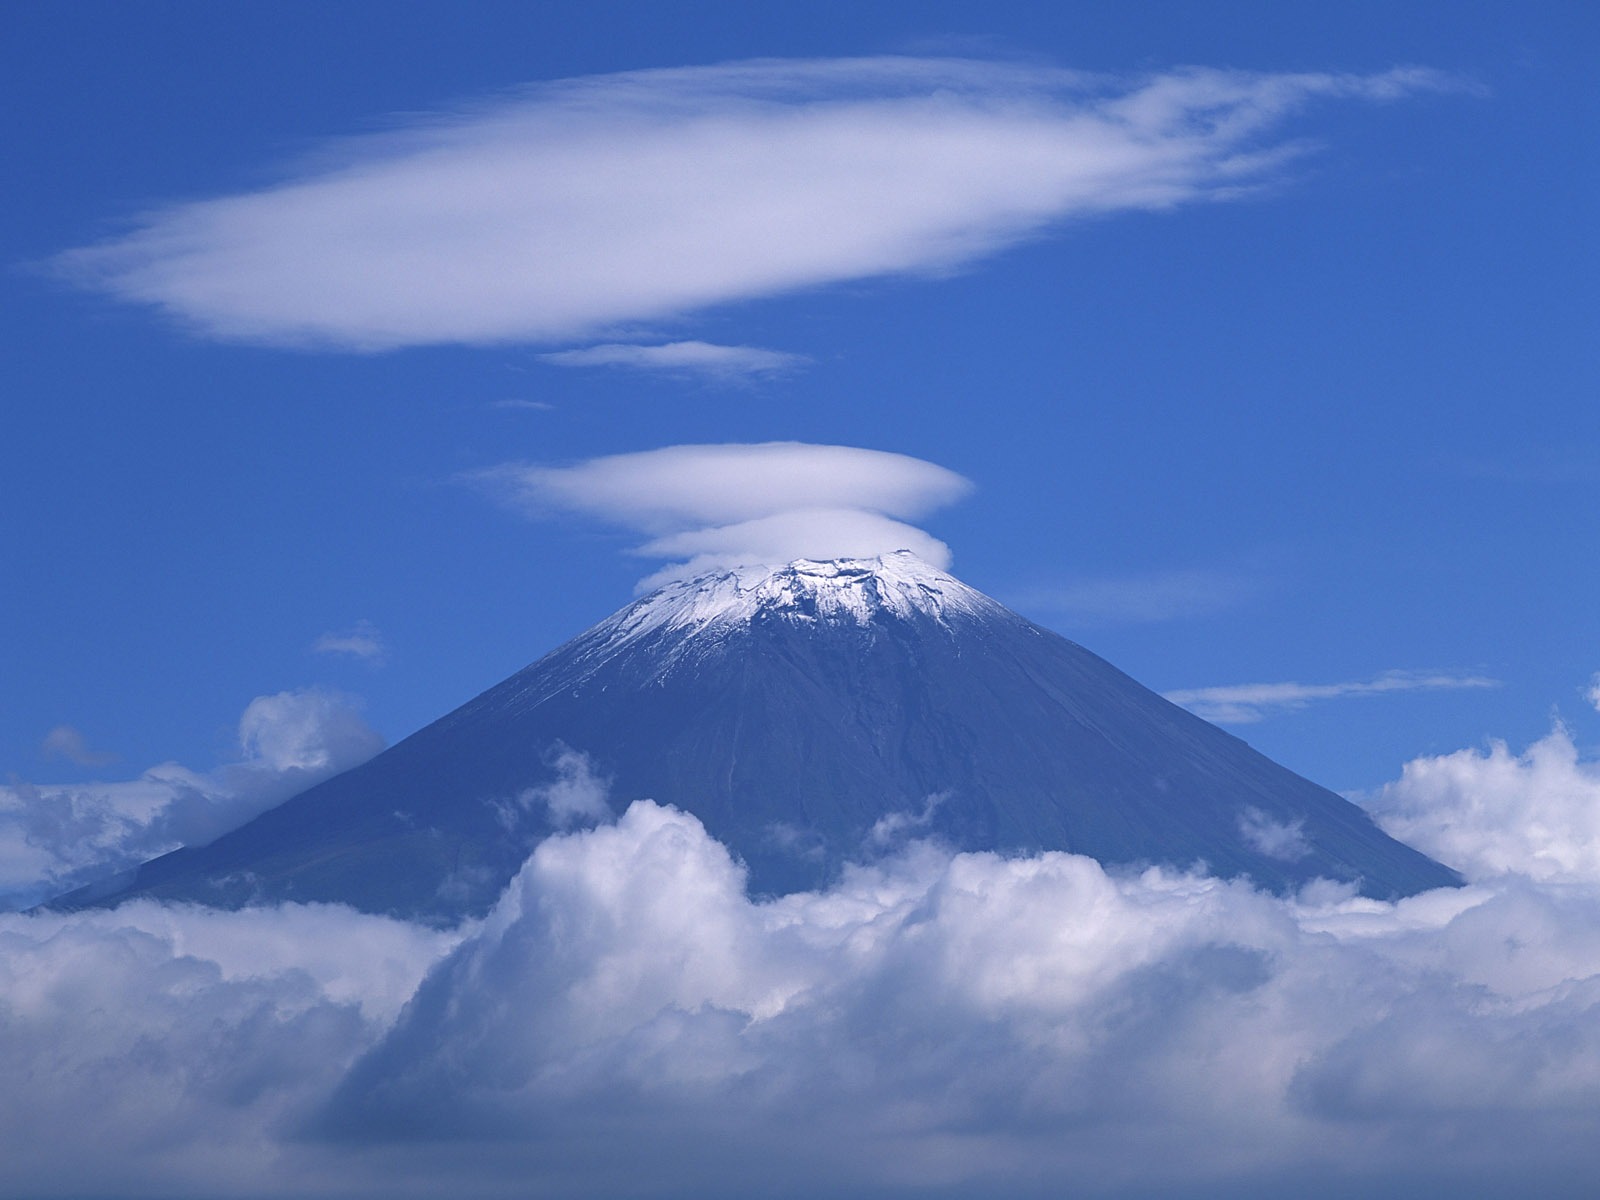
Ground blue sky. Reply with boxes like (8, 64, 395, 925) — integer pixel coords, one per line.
(4, 0, 1596, 805)
(9, 7, 1600, 1197)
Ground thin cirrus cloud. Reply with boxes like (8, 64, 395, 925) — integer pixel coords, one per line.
(541, 341, 810, 379)
(1164, 669, 1500, 724)
(1015, 567, 1260, 626)
(474, 441, 973, 582)
(51, 58, 1456, 351)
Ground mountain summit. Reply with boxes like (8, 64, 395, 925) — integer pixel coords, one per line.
(61, 552, 1460, 919)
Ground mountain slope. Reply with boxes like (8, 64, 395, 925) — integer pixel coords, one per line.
(60, 553, 1461, 919)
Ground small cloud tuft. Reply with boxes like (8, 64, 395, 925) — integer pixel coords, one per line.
(517, 745, 612, 828)
(40, 725, 117, 768)
(313, 620, 387, 666)
(1238, 807, 1311, 861)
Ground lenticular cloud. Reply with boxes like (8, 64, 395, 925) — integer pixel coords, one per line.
(478, 441, 973, 579)
(5, 722, 1600, 1197)
(54, 58, 1454, 350)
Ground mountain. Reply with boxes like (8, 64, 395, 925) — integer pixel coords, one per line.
(58, 552, 1460, 920)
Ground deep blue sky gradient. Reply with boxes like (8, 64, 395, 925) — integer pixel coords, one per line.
(4, 1, 1596, 794)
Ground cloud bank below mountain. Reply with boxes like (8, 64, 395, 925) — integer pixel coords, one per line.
(5, 705, 1600, 1198)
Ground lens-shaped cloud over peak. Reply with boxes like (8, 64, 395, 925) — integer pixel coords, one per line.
(476, 441, 972, 582)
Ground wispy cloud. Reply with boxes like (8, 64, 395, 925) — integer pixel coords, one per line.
(52, 59, 1456, 350)
(39, 725, 117, 768)
(491, 398, 554, 411)
(1165, 670, 1499, 724)
(541, 340, 809, 379)
(474, 441, 972, 582)
(1016, 568, 1259, 626)
(312, 620, 387, 666)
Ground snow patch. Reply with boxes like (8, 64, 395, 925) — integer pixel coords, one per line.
(576, 551, 1007, 669)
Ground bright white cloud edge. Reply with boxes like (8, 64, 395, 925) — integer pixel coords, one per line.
(54, 58, 1456, 350)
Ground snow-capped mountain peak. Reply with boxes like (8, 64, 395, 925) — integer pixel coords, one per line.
(592, 550, 1004, 651)
(62, 548, 1462, 919)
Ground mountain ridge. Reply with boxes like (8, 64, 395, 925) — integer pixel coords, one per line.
(55, 552, 1462, 919)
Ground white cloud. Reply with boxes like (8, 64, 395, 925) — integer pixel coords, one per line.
(1016, 567, 1259, 626)
(312, 620, 387, 665)
(236, 689, 384, 774)
(1369, 725, 1600, 885)
(516, 745, 612, 828)
(1587, 672, 1600, 712)
(53, 59, 1456, 350)
(6, 761, 1600, 1195)
(0, 899, 453, 1198)
(0, 689, 383, 909)
(541, 341, 809, 378)
(478, 441, 971, 580)
(488, 442, 970, 530)
(636, 508, 955, 583)
(1165, 669, 1499, 724)
(1238, 807, 1311, 861)
(311, 801, 1600, 1196)
(39, 724, 117, 767)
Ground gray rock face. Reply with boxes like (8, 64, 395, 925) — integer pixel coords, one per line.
(58, 553, 1461, 920)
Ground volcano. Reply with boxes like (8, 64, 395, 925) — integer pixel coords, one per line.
(60, 552, 1460, 919)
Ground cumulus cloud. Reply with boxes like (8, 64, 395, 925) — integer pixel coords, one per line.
(1165, 669, 1498, 724)
(1370, 725, 1600, 885)
(478, 442, 972, 580)
(10, 679, 1600, 1196)
(0, 900, 453, 1198)
(52, 58, 1455, 350)
(312, 620, 387, 665)
(0, 689, 383, 909)
(314, 801, 1600, 1196)
(541, 341, 809, 379)
(5, 769, 1600, 1195)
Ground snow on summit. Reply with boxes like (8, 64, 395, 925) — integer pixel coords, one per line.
(593, 551, 1005, 651)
